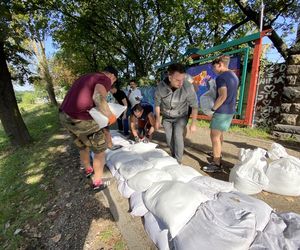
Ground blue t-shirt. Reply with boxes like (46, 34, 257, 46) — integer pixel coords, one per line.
(215, 71, 239, 114)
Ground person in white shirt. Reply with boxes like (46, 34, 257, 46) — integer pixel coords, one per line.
(127, 79, 143, 107)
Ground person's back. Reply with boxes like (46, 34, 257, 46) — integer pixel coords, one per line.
(60, 73, 111, 120)
(215, 71, 239, 115)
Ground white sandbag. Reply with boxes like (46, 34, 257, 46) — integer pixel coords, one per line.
(129, 142, 158, 153)
(118, 159, 154, 180)
(264, 157, 300, 196)
(129, 192, 148, 217)
(117, 180, 135, 198)
(189, 176, 235, 200)
(229, 149, 269, 195)
(172, 199, 256, 250)
(114, 170, 125, 182)
(105, 160, 117, 176)
(199, 80, 216, 116)
(216, 192, 273, 232)
(141, 149, 169, 161)
(89, 103, 127, 129)
(143, 181, 209, 238)
(250, 212, 300, 250)
(144, 212, 170, 250)
(267, 142, 289, 160)
(105, 147, 130, 162)
(238, 148, 252, 162)
(163, 165, 202, 183)
(109, 151, 143, 169)
(128, 168, 173, 192)
(149, 156, 179, 170)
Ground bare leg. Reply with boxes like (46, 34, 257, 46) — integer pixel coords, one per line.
(79, 147, 91, 170)
(92, 151, 105, 181)
(210, 129, 222, 165)
(103, 127, 113, 148)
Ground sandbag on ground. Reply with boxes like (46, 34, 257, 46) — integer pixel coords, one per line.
(264, 157, 300, 196)
(143, 212, 170, 250)
(216, 192, 273, 232)
(148, 156, 178, 170)
(250, 212, 300, 250)
(172, 199, 256, 250)
(163, 165, 201, 183)
(129, 192, 148, 217)
(143, 181, 209, 238)
(189, 176, 235, 200)
(118, 159, 154, 180)
(229, 149, 269, 194)
(109, 151, 143, 169)
(127, 168, 173, 192)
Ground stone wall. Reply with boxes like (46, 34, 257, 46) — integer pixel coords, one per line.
(273, 53, 300, 141)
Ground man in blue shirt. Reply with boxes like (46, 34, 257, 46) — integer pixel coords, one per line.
(203, 55, 239, 173)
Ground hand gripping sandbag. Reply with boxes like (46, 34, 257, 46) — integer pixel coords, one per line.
(89, 103, 126, 129)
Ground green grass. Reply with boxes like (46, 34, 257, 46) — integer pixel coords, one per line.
(0, 104, 61, 249)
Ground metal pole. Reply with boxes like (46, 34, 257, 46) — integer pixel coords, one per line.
(260, 1, 265, 32)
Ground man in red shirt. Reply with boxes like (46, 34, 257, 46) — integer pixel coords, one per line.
(59, 66, 118, 190)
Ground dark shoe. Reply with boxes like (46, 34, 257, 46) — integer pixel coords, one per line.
(202, 162, 223, 173)
(207, 151, 223, 158)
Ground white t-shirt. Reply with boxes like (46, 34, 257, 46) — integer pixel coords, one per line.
(128, 88, 143, 107)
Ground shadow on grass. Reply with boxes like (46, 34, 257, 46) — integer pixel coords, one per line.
(0, 105, 118, 249)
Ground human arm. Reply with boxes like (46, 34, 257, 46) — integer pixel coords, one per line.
(147, 112, 156, 137)
(212, 87, 227, 111)
(188, 107, 198, 133)
(130, 115, 140, 142)
(154, 88, 162, 130)
(93, 84, 116, 125)
(186, 82, 198, 133)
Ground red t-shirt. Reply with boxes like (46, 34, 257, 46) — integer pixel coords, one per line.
(60, 73, 112, 120)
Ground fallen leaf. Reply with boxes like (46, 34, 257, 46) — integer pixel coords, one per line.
(51, 233, 61, 243)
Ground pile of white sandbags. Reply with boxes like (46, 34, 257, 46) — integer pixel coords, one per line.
(230, 143, 300, 196)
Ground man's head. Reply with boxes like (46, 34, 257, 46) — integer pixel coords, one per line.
(129, 79, 137, 90)
(110, 83, 118, 94)
(132, 103, 144, 118)
(103, 66, 118, 84)
(211, 55, 230, 74)
(167, 63, 186, 89)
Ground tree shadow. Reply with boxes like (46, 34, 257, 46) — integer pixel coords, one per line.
(0, 126, 118, 249)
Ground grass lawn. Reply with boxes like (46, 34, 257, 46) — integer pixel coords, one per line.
(0, 103, 61, 249)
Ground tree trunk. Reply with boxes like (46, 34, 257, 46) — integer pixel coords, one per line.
(0, 42, 31, 146)
(39, 41, 58, 106)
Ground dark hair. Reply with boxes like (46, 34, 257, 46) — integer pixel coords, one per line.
(111, 83, 118, 89)
(103, 66, 118, 78)
(167, 63, 186, 75)
(132, 103, 143, 112)
(211, 55, 230, 67)
(130, 79, 137, 83)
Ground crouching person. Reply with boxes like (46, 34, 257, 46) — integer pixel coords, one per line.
(59, 66, 118, 190)
(130, 103, 156, 143)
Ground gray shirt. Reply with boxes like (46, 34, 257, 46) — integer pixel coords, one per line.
(155, 78, 198, 118)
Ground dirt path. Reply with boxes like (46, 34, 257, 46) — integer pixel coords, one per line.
(24, 131, 127, 250)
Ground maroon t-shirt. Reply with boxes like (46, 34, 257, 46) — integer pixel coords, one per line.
(60, 73, 112, 120)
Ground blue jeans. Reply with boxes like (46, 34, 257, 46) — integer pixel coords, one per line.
(162, 116, 189, 163)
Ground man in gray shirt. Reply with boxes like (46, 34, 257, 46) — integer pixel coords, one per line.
(155, 63, 198, 164)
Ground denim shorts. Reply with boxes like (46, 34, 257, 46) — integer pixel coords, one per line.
(210, 113, 234, 131)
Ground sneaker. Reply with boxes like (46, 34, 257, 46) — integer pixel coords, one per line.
(202, 162, 223, 173)
(85, 166, 94, 178)
(92, 179, 110, 191)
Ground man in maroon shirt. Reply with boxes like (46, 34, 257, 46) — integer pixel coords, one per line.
(59, 66, 118, 190)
